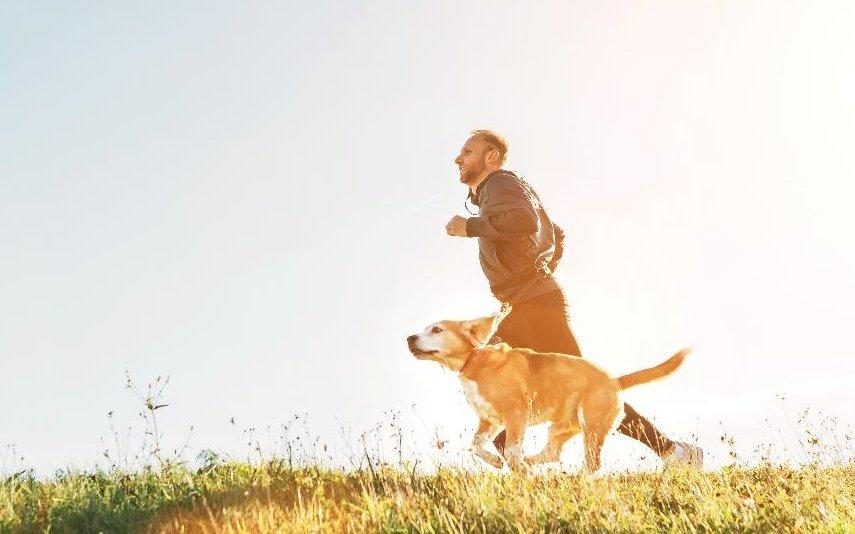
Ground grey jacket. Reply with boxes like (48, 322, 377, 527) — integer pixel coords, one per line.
(465, 170, 565, 304)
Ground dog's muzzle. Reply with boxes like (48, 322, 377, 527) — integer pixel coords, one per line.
(407, 335, 437, 357)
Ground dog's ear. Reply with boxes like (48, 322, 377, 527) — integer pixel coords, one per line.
(462, 314, 503, 347)
(496, 304, 512, 323)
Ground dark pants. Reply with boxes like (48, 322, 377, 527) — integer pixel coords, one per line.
(491, 288, 674, 457)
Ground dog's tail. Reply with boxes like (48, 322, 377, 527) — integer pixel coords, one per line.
(616, 348, 690, 390)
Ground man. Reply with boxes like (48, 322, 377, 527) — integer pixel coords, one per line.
(445, 129, 702, 467)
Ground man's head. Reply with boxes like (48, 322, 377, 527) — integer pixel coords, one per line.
(454, 130, 508, 188)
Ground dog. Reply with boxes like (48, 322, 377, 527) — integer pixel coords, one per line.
(406, 310, 688, 473)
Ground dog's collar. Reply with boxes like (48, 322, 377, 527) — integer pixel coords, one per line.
(458, 347, 482, 373)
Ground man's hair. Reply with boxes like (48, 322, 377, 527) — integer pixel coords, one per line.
(471, 129, 508, 166)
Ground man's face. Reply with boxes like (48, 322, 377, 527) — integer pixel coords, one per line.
(454, 136, 491, 185)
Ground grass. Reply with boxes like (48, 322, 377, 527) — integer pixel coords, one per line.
(2, 461, 853, 532)
(3, 378, 852, 532)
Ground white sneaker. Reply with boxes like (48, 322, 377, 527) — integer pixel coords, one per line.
(663, 441, 704, 468)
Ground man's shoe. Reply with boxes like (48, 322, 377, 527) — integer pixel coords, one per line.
(663, 441, 704, 468)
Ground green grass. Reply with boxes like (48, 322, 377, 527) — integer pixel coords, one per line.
(2, 461, 853, 532)
(4, 380, 851, 532)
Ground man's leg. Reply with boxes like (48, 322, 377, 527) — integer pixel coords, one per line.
(617, 403, 674, 457)
(494, 290, 582, 354)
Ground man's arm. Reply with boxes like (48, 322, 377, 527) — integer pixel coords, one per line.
(465, 176, 538, 239)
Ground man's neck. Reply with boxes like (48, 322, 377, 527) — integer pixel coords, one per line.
(468, 167, 502, 194)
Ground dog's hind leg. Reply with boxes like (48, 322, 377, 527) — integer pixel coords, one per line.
(579, 392, 619, 473)
(470, 419, 503, 468)
(526, 422, 579, 466)
(582, 427, 607, 473)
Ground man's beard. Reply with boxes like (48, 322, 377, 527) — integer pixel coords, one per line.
(459, 166, 481, 185)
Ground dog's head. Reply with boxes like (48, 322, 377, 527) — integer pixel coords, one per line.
(406, 308, 510, 371)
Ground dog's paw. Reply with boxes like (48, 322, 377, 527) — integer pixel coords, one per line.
(472, 449, 504, 469)
(508, 459, 533, 477)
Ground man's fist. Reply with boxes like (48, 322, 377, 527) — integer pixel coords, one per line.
(445, 215, 468, 237)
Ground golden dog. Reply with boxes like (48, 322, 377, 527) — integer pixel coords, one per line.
(406, 311, 688, 473)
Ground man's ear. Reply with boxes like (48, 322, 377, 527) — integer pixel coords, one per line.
(462, 314, 501, 347)
(485, 148, 500, 166)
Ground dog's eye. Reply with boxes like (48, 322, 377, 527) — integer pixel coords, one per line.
(431, 326, 443, 334)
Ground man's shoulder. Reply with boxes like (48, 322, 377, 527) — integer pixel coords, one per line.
(485, 169, 521, 185)
(481, 170, 526, 195)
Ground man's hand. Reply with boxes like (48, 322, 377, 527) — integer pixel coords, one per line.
(445, 215, 468, 237)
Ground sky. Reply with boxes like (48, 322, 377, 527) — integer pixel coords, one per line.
(2, 1, 854, 476)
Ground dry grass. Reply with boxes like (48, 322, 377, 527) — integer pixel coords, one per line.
(3, 460, 853, 533)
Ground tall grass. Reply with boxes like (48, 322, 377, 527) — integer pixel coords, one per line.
(2, 376, 853, 532)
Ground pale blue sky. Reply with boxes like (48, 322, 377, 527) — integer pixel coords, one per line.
(2, 1, 854, 474)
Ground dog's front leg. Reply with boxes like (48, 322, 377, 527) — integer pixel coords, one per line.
(470, 419, 503, 468)
(503, 413, 531, 475)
